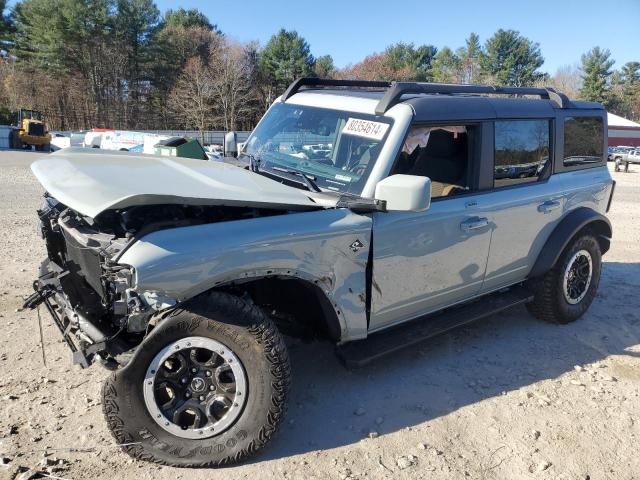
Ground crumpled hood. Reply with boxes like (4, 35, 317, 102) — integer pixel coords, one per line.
(31, 148, 322, 218)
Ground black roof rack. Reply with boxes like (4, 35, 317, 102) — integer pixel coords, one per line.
(280, 78, 571, 115)
(281, 78, 391, 102)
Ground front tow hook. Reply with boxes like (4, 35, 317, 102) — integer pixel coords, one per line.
(22, 281, 55, 310)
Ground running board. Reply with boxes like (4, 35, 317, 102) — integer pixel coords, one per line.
(336, 285, 534, 368)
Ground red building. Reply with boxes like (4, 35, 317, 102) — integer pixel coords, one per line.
(608, 112, 640, 147)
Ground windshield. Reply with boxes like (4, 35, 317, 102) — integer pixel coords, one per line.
(21, 110, 43, 121)
(242, 103, 392, 194)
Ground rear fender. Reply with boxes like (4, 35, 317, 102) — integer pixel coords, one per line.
(529, 207, 612, 278)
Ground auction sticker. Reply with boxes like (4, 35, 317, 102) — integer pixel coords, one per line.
(342, 118, 389, 141)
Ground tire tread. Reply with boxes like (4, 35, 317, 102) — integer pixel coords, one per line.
(102, 291, 291, 467)
(527, 232, 601, 324)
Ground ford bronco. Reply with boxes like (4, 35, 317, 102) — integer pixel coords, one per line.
(23, 78, 614, 466)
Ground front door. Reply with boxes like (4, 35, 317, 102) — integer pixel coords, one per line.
(368, 193, 492, 332)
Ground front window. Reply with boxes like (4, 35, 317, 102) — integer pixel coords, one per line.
(242, 103, 393, 194)
(392, 125, 474, 199)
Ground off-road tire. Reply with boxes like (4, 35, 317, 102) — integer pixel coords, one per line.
(527, 232, 601, 324)
(101, 291, 290, 467)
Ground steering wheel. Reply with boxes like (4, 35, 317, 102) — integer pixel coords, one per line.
(349, 163, 367, 176)
(314, 157, 334, 165)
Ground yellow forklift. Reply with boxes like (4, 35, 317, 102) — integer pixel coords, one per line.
(9, 109, 51, 151)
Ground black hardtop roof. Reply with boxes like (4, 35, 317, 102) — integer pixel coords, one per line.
(282, 78, 604, 122)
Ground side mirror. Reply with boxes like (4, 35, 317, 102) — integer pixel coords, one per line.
(224, 131, 237, 157)
(375, 174, 431, 212)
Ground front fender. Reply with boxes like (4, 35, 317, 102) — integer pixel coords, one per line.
(118, 208, 373, 342)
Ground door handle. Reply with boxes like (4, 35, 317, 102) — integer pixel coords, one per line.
(538, 200, 561, 214)
(460, 217, 489, 232)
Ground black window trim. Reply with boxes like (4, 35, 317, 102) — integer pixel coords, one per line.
(555, 112, 607, 173)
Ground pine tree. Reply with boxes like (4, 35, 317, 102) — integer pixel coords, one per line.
(619, 62, 640, 120)
(621, 62, 640, 85)
(259, 29, 314, 91)
(314, 55, 335, 78)
(579, 47, 614, 103)
(0, 0, 12, 52)
(384, 42, 437, 80)
(162, 7, 218, 32)
(431, 47, 460, 83)
(457, 33, 481, 83)
(479, 29, 544, 86)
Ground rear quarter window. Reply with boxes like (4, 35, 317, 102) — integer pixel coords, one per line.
(563, 116, 604, 166)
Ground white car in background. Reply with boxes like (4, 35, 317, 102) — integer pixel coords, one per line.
(83, 129, 114, 148)
(100, 130, 147, 151)
(50, 133, 71, 151)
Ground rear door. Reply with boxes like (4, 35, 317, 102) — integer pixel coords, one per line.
(480, 118, 565, 292)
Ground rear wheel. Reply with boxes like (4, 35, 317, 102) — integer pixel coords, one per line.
(102, 292, 290, 467)
(527, 233, 602, 324)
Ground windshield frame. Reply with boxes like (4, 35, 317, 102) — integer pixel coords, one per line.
(241, 102, 395, 195)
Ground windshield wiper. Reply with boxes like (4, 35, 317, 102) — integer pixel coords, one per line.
(271, 166, 321, 192)
(241, 154, 320, 192)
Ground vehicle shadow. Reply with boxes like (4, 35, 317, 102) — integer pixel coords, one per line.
(256, 261, 640, 461)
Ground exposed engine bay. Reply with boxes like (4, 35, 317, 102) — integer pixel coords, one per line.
(25, 193, 285, 368)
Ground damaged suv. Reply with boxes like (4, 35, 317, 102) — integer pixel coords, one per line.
(24, 78, 614, 467)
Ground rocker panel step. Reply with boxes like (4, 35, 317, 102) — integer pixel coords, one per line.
(336, 285, 534, 368)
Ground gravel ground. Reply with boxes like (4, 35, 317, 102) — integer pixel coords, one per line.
(0, 150, 638, 480)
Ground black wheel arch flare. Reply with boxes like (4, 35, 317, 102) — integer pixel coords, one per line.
(529, 207, 612, 279)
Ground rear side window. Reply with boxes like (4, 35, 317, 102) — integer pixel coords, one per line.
(563, 116, 604, 166)
(494, 120, 550, 188)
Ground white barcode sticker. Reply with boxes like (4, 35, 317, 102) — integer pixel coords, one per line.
(342, 118, 389, 141)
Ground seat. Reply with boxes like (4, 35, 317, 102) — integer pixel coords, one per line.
(405, 130, 467, 197)
(430, 181, 461, 198)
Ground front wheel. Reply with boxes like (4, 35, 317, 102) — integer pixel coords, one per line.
(102, 292, 290, 467)
(527, 233, 602, 324)
(9, 130, 22, 150)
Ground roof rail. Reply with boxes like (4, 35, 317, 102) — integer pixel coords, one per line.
(281, 78, 391, 102)
(374, 82, 570, 115)
(281, 78, 571, 114)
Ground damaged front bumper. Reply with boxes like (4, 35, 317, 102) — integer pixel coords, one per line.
(25, 195, 181, 368)
(23, 257, 178, 369)
(22, 260, 125, 368)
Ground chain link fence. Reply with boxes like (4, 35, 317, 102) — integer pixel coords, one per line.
(131, 130, 251, 145)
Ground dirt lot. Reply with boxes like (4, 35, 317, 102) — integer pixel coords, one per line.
(0, 150, 638, 480)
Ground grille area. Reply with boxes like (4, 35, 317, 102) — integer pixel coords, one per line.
(62, 231, 104, 297)
(28, 122, 45, 136)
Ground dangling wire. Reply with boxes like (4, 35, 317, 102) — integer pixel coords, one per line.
(37, 304, 47, 367)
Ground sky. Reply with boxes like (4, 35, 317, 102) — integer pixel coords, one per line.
(155, 0, 640, 74)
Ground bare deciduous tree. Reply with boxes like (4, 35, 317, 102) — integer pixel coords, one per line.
(210, 42, 254, 131)
(168, 56, 214, 143)
(535, 65, 583, 100)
